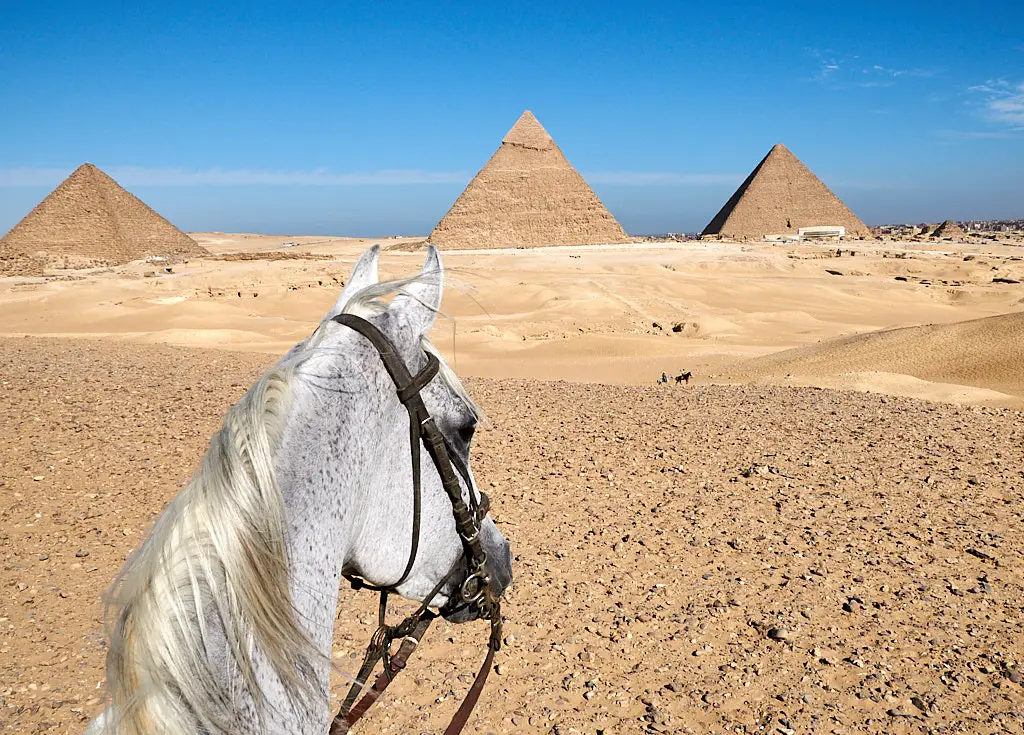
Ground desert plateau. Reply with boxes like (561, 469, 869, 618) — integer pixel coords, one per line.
(2, 231, 1023, 735)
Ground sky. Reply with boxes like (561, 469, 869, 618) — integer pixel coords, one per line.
(1, 1, 1022, 236)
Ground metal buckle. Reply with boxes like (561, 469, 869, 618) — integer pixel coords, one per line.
(460, 570, 491, 605)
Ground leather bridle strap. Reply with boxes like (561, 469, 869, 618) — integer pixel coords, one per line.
(329, 613, 435, 735)
(331, 313, 489, 576)
(332, 313, 440, 592)
(328, 313, 499, 735)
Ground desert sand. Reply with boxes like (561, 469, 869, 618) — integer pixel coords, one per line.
(1, 235, 1023, 733)
(1, 234, 1022, 405)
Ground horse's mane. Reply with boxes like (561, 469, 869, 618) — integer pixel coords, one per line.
(101, 269, 479, 735)
(103, 360, 320, 734)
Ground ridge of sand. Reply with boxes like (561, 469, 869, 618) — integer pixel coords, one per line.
(2, 236, 1023, 407)
(730, 311, 1024, 406)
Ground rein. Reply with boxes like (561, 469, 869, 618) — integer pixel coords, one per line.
(328, 313, 503, 735)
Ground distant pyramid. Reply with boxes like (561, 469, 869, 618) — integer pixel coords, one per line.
(930, 219, 967, 240)
(428, 111, 628, 249)
(701, 144, 870, 241)
(0, 163, 206, 274)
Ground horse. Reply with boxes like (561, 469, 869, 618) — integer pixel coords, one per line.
(87, 245, 513, 735)
(675, 370, 692, 385)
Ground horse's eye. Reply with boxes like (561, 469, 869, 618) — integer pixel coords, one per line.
(457, 423, 476, 445)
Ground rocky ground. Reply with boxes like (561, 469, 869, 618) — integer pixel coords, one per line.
(1, 337, 1022, 734)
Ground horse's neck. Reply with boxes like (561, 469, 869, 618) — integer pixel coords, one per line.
(276, 454, 354, 660)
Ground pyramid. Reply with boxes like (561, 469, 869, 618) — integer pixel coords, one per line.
(0, 163, 206, 274)
(428, 111, 628, 250)
(701, 144, 870, 241)
(930, 219, 967, 240)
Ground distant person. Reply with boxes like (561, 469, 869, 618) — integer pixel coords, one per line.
(675, 370, 692, 385)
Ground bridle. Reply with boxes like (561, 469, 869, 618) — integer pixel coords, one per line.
(328, 313, 503, 735)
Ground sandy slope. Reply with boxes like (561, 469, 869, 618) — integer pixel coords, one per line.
(1, 338, 1021, 734)
(1, 234, 1023, 407)
(728, 312, 1024, 408)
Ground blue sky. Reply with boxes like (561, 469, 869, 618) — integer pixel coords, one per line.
(1, 1, 1022, 236)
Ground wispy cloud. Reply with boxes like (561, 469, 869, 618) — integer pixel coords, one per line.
(937, 128, 1019, 141)
(967, 78, 1024, 129)
(0, 166, 471, 187)
(805, 50, 937, 88)
(583, 172, 741, 186)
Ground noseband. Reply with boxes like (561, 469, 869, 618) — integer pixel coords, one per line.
(328, 313, 503, 735)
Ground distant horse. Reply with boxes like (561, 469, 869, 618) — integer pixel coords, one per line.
(675, 370, 692, 385)
(87, 246, 513, 735)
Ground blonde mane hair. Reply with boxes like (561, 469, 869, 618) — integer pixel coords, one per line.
(104, 362, 321, 734)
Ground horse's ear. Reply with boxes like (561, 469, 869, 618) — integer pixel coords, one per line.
(390, 246, 443, 335)
(326, 244, 380, 319)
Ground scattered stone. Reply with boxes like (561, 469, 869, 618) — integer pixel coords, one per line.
(767, 628, 793, 642)
(75, 549, 89, 558)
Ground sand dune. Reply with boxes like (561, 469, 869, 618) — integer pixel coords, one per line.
(1, 233, 1023, 406)
(731, 311, 1024, 406)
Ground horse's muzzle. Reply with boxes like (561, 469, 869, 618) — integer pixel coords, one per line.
(442, 537, 512, 623)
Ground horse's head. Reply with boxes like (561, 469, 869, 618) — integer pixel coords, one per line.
(285, 244, 512, 623)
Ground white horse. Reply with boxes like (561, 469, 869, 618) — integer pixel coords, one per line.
(87, 245, 513, 734)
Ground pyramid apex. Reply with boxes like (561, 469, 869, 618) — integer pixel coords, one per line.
(429, 112, 627, 249)
(502, 110, 554, 150)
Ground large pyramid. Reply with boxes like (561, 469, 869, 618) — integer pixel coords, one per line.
(701, 144, 870, 240)
(0, 163, 206, 274)
(428, 111, 628, 250)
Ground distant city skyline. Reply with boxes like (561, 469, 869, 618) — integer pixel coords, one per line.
(2, 1, 1022, 236)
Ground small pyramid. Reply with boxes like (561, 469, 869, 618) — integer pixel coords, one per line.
(428, 111, 628, 250)
(930, 220, 966, 240)
(0, 163, 207, 274)
(702, 144, 870, 240)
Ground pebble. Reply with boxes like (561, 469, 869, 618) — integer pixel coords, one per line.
(38, 553, 49, 561)
(75, 549, 89, 558)
(1008, 668, 1022, 684)
(33, 476, 44, 481)
(767, 628, 793, 641)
